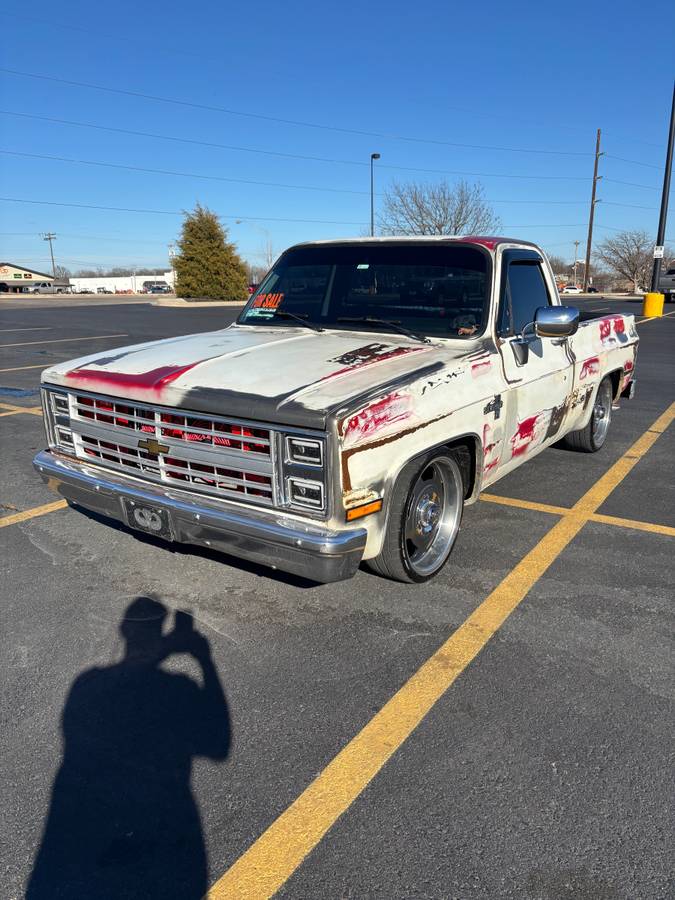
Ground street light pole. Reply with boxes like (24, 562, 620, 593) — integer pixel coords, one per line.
(370, 153, 380, 236)
(573, 240, 580, 286)
(650, 81, 675, 293)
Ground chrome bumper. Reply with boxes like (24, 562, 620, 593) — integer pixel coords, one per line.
(33, 450, 367, 583)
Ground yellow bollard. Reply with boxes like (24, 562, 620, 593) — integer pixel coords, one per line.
(643, 292, 665, 317)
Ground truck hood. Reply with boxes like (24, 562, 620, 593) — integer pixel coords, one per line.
(42, 324, 462, 429)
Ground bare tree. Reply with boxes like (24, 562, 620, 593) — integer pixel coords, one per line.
(544, 254, 569, 276)
(596, 230, 662, 293)
(379, 179, 501, 236)
(54, 265, 71, 279)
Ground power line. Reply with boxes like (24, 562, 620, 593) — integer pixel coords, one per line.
(0, 148, 596, 204)
(0, 67, 594, 158)
(605, 154, 662, 170)
(0, 196, 590, 231)
(0, 196, 368, 225)
(0, 149, 371, 196)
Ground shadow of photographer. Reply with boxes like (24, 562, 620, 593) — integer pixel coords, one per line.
(27, 596, 230, 900)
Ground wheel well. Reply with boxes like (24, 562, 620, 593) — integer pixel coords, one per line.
(607, 369, 622, 401)
(443, 436, 478, 500)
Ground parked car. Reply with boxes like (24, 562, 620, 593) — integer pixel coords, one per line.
(149, 285, 171, 294)
(78, 289, 94, 295)
(562, 284, 582, 294)
(587, 286, 599, 293)
(34, 236, 638, 584)
(96, 287, 114, 294)
(141, 280, 170, 293)
(659, 266, 675, 303)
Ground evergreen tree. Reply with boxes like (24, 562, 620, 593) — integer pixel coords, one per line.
(174, 204, 249, 301)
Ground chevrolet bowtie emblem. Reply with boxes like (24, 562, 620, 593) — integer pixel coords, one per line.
(138, 437, 169, 455)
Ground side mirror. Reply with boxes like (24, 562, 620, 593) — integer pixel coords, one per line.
(534, 305, 579, 339)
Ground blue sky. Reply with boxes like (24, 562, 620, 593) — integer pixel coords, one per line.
(0, 0, 673, 274)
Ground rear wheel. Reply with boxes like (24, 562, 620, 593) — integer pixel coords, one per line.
(563, 376, 613, 452)
(367, 449, 465, 583)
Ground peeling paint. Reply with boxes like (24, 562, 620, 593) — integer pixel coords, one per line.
(510, 412, 547, 458)
(64, 363, 200, 393)
(579, 356, 600, 379)
(343, 391, 413, 447)
(323, 343, 428, 381)
(471, 358, 492, 378)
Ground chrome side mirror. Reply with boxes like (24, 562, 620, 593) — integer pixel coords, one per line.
(534, 305, 580, 338)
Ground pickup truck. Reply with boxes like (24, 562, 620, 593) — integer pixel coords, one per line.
(34, 237, 638, 584)
(659, 265, 675, 302)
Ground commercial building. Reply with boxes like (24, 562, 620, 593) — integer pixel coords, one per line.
(0, 263, 54, 292)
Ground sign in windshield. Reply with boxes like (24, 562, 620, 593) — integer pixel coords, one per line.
(239, 244, 490, 338)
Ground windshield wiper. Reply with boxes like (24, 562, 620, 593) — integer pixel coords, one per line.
(336, 316, 430, 344)
(273, 310, 324, 333)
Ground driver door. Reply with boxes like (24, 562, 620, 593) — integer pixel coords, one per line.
(493, 250, 573, 477)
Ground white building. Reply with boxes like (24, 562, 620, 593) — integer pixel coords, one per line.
(69, 270, 175, 293)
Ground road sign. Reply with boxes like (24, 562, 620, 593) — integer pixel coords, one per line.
(653, 246, 664, 258)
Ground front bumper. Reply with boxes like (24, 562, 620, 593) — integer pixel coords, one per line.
(33, 450, 367, 583)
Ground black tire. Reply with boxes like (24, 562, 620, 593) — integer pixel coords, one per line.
(563, 376, 613, 452)
(366, 447, 467, 583)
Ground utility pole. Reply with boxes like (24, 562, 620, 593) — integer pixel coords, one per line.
(583, 129, 602, 291)
(573, 240, 580, 285)
(42, 232, 57, 278)
(650, 81, 675, 293)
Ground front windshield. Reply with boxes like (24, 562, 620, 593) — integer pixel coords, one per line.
(238, 243, 490, 339)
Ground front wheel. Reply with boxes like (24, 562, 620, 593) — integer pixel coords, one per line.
(367, 449, 465, 583)
(563, 376, 613, 452)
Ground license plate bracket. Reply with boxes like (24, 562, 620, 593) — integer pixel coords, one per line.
(121, 497, 174, 541)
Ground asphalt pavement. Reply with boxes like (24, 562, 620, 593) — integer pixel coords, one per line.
(1, 295, 673, 899)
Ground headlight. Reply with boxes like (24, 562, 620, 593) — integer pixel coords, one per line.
(42, 387, 75, 452)
(287, 477, 324, 509)
(286, 436, 323, 466)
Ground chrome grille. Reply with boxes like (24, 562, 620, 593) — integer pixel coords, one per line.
(69, 391, 276, 506)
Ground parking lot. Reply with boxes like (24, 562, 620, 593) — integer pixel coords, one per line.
(1, 294, 674, 899)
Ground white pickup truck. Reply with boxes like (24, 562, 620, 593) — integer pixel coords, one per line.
(35, 237, 638, 583)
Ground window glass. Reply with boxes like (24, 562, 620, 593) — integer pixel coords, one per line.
(501, 262, 550, 335)
(239, 244, 490, 339)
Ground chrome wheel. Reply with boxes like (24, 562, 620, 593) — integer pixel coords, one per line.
(403, 455, 463, 577)
(592, 380, 612, 447)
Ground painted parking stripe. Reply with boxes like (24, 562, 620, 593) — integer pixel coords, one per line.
(207, 402, 675, 900)
(0, 364, 50, 373)
(0, 402, 42, 417)
(636, 309, 675, 324)
(481, 493, 675, 538)
(0, 327, 52, 333)
(0, 333, 127, 348)
(0, 500, 68, 528)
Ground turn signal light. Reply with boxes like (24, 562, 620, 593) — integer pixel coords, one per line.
(346, 499, 383, 521)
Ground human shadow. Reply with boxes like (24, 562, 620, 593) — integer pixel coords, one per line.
(27, 596, 230, 900)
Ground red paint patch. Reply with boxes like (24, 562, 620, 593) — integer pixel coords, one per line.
(65, 362, 199, 392)
(580, 356, 600, 379)
(482, 423, 500, 474)
(471, 358, 491, 377)
(599, 314, 625, 342)
(510, 413, 540, 458)
(624, 359, 633, 372)
(344, 392, 412, 443)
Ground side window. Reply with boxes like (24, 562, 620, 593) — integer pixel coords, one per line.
(499, 262, 550, 336)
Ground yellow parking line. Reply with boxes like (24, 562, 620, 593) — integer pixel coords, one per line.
(480, 493, 675, 537)
(636, 309, 675, 324)
(208, 402, 675, 900)
(590, 512, 675, 538)
(0, 500, 68, 528)
(480, 493, 568, 516)
(0, 402, 43, 417)
(0, 333, 127, 348)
